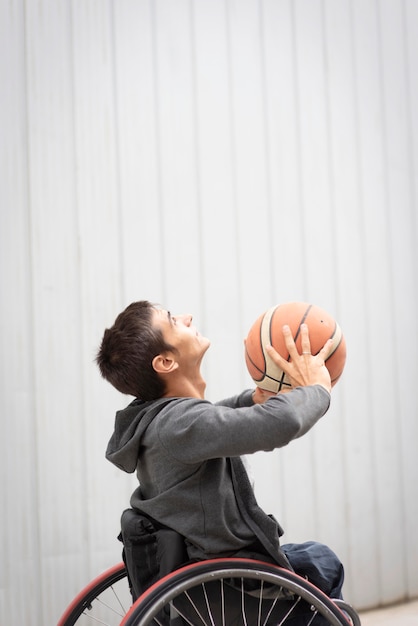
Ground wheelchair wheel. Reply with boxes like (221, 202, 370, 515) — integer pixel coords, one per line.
(121, 558, 360, 626)
(57, 562, 130, 625)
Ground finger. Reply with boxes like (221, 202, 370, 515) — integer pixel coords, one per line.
(265, 342, 286, 365)
(299, 324, 312, 356)
(282, 324, 300, 360)
(318, 337, 334, 361)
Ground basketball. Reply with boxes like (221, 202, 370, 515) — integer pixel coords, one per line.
(245, 302, 346, 393)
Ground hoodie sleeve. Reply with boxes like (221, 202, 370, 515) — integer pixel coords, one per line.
(215, 389, 254, 408)
(157, 385, 331, 464)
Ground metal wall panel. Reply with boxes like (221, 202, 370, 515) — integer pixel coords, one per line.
(1, 1, 417, 623)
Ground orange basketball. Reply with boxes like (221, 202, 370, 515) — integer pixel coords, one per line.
(245, 302, 346, 392)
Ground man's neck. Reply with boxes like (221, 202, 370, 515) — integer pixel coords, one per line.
(163, 374, 206, 400)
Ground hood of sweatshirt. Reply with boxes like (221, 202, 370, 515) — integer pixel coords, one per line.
(105, 397, 179, 473)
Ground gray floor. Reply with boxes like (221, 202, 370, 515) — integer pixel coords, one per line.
(358, 599, 418, 625)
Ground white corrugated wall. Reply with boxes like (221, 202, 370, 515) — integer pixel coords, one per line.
(1, 1, 417, 623)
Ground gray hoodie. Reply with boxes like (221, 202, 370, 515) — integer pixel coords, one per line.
(106, 385, 330, 561)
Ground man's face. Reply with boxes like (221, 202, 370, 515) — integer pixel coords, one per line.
(152, 308, 211, 366)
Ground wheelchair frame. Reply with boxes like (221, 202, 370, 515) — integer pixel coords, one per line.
(58, 558, 361, 626)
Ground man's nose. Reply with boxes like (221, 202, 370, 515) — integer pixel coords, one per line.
(179, 314, 193, 326)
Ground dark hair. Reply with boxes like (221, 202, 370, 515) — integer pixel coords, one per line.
(96, 301, 174, 400)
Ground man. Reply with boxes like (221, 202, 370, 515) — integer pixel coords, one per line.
(97, 301, 344, 600)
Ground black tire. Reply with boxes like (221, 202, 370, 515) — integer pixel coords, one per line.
(57, 562, 130, 625)
(122, 558, 357, 626)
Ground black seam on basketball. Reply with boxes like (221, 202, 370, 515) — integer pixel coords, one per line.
(245, 350, 265, 381)
(300, 304, 313, 326)
(268, 308, 275, 349)
(284, 304, 313, 363)
(329, 322, 341, 351)
(322, 322, 343, 361)
(270, 306, 290, 391)
(270, 304, 314, 389)
(279, 370, 287, 390)
(266, 373, 290, 385)
(245, 350, 287, 384)
(293, 304, 313, 351)
(245, 348, 291, 387)
(259, 317, 266, 373)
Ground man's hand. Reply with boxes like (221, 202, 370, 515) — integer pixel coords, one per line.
(265, 324, 333, 393)
(252, 386, 276, 404)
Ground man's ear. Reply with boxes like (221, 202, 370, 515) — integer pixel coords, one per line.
(152, 353, 179, 375)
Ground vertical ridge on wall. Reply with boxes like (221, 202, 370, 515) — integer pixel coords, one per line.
(256, 0, 276, 302)
(376, 0, 407, 603)
(378, 0, 418, 602)
(109, 0, 126, 303)
(190, 0, 244, 396)
(68, 0, 91, 588)
(0, 0, 42, 622)
(322, 0, 380, 606)
(224, 0, 243, 333)
(153, 0, 203, 312)
(151, 0, 168, 302)
(189, 0, 206, 325)
(226, 0, 275, 332)
(349, 0, 399, 606)
(71, 0, 128, 593)
(24, 0, 87, 620)
(402, 0, 418, 597)
(112, 1, 165, 303)
(320, 0, 351, 567)
(259, 0, 306, 300)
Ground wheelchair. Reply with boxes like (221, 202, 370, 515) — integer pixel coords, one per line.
(57, 557, 361, 626)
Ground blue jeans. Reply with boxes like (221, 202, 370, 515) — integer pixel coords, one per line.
(280, 541, 345, 625)
(283, 541, 345, 598)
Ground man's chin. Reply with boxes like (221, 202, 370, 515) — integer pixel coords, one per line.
(200, 338, 211, 353)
